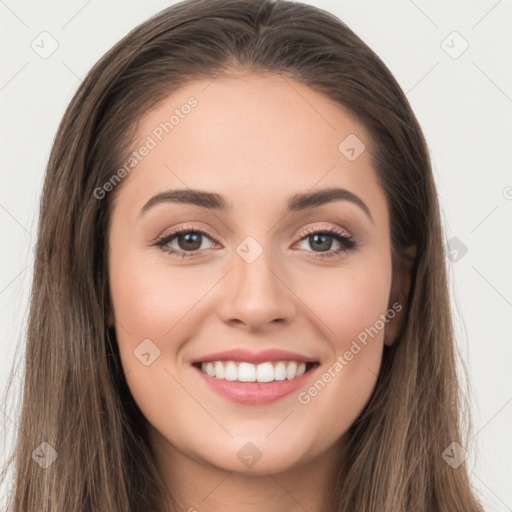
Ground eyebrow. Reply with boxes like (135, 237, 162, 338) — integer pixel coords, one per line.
(138, 187, 373, 223)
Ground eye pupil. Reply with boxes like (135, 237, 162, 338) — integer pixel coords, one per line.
(178, 233, 202, 251)
(310, 234, 332, 251)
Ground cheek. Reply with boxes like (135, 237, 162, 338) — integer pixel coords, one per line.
(109, 248, 203, 336)
(296, 256, 392, 351)
(293, 261, 391, 438)
(108, 247, 220, 388)
(108, 252, 200, 421)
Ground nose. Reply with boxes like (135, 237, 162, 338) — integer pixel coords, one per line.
(217, 243, 297, 332)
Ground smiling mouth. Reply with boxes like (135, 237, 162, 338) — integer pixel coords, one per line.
(192, 360, 319, 383)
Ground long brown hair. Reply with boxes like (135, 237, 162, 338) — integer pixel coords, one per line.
(0, 0, 484, 510)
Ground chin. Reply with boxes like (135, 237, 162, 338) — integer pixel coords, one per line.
(195, 437, 313, 475)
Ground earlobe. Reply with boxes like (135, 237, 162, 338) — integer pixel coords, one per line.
(384, 244, 417, 347)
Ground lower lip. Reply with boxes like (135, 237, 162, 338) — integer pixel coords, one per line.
(193, 363, 319, 405)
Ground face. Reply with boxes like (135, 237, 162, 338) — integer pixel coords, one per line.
(107, 72, 401, 478)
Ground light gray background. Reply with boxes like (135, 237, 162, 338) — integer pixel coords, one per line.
(1, 0, 511, 510)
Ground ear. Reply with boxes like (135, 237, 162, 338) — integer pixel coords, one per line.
(384, 244, 416, 347)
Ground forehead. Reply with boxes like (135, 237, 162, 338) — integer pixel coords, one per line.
(111, 72, 386, 221)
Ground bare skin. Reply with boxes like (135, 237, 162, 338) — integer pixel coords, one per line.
(107, 72, 411, 511)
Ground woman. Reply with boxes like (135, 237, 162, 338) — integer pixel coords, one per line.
(0, 0, 484, 510)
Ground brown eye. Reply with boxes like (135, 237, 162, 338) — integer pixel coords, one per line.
(295, 227, 356, 259)
(175, 232, 204, 251)
(155, 227, 216, 258)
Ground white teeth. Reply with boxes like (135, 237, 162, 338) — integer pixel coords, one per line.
(199, 360, 313, 382)
(256, 362, 274, 383)
(205, 362, 215, 377)
(214, 361, 225, 379)
(274, 362, 287, 381)
(238, 362, 256, 382)
(225, 361, 237, 381)
(286, 361, 297, 380)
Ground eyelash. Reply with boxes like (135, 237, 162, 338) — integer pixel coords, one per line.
(153, 223, 357, 260)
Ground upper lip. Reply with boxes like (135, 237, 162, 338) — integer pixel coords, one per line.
(190, 348, 318, 365)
